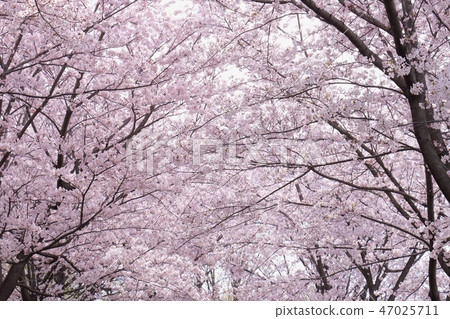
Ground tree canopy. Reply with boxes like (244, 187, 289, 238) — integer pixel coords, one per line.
(0, 0, 449, 300)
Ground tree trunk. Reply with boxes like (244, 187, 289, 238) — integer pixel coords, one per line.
(0, 260, 26, 301)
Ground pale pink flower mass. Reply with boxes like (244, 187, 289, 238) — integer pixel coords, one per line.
(0, 0, 448, 301)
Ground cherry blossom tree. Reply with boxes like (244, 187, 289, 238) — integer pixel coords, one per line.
(167, 0, 449, 300)
(0, 0, 448, 301)
(0, 0, 218, 300)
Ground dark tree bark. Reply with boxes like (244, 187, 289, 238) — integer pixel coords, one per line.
(0, 257, 27, 301)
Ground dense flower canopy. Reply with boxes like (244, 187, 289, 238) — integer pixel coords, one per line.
(0, 0, 448, 300)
